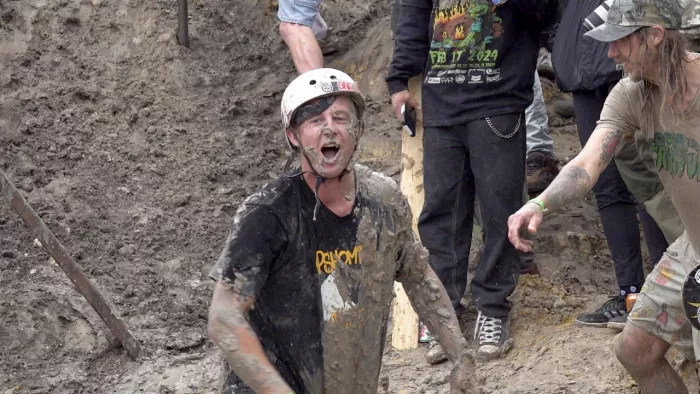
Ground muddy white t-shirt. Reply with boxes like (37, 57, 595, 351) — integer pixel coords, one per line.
(209, 165, 424, 394)
(597, 78, 700, 251)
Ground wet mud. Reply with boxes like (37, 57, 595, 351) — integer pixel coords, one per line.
(1, 0, 699, 393)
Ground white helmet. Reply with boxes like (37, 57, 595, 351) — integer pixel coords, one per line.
(281, 68, 366, 146)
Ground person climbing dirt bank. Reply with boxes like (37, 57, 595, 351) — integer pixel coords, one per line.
(207, 68, 482, 394)
(509, 1, 700, 392)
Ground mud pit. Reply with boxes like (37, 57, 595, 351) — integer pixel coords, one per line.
(0, 0, 698, 393)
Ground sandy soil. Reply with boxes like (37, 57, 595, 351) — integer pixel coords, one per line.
(1, 0, 698, 393)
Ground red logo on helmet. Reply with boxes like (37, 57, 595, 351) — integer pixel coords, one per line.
(337, 81, 356, 91)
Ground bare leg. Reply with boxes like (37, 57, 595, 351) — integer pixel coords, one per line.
(614, 324, 689, 394)
(279, 22, 323, 74)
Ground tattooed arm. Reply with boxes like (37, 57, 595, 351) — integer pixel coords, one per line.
(208, 282, 293, 394)
(507, 126, 632, 252)
(542, 127, 627, 210)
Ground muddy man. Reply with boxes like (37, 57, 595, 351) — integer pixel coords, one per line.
(207, 68, 482, 394)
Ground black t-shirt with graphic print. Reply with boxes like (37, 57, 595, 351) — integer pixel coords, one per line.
(386, 0, 557, 127)
(209, 165, 419, 394)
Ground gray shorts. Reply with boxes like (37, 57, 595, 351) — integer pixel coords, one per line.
(278, 0, 322, 26)
(628, 231, 700, 361)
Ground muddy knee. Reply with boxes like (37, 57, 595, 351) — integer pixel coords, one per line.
(614, 326, 669, 373)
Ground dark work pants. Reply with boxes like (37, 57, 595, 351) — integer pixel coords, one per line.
(639, 206, 669, 267)
(419, 113, 525, 318)
(572, 84, 668, 288)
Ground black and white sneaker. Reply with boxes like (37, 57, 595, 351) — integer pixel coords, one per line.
(575, 295, 627, 327)
(474, 311, 513, 361)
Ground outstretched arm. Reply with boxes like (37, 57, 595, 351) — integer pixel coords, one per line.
(208, 282, 293, 394)
(507, 126, 632, 251)
(538, 126, 627, 211)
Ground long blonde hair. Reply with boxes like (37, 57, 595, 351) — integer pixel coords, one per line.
(635, 28, 693, 127)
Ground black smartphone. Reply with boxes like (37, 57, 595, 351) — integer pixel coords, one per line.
(401, 103, 417, 137)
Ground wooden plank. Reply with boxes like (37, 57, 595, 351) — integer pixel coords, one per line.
(177, 0, 189, 48)
(392, 75, 424, 350)
(0, 169, 142, 359)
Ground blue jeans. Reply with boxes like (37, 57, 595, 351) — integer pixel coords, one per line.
(278, 0, 322, 26)
(419, 113, 526, 318)
(525, 72, 554, 156)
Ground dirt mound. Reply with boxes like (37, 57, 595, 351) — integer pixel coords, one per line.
(1, 0, 697, 393)
(0, 0, 392, 392)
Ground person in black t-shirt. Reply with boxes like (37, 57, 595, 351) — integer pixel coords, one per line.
(207, 68, 483, 394)
(386, 0, 557, 361)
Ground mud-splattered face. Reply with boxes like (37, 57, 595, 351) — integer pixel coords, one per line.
(287, 95, 359, 178)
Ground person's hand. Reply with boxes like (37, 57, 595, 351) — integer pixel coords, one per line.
(449, 361, 483, 394)
(507, 202, 544, 252)
(390, 90, 421, 122)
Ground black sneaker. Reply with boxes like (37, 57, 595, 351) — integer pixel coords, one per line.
(575, 295, 627, 327)
(474, 311, 513, 361)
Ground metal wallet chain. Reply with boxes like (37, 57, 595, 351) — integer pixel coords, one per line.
(485, 113, 521, 139)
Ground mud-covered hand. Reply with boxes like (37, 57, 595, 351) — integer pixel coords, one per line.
(507, 202, 543, 253)
(449, 361, 483, 394)
(390, 90, 421, 122)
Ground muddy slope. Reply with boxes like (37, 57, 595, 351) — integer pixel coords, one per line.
(1, 0, 697, 393)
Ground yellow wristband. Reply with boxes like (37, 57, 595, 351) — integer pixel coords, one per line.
(527, 198, 548, 213)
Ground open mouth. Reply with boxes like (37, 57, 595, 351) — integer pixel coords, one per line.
(321, 143, 340, 160)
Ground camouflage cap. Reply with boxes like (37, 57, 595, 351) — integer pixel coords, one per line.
(585, 0, 700, 42)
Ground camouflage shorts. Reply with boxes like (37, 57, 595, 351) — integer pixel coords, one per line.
(628, 231, 700, 361)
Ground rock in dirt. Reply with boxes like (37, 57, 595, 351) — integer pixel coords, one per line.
(553, 99, 575, 119)
(425, 344, 447, 365)
(1, 250, 16, 258)
(172, 194, 191, 207)
(165, 331, 206, 352)
(117, 244, 137, 256)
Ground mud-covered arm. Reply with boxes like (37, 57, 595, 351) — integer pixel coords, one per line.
(392, 194, 472, 370)
(207, 202, 291, 393)
(396, 237, 470, 364)
(386, 0, 431, 95)
(209, 283, 293, 394)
